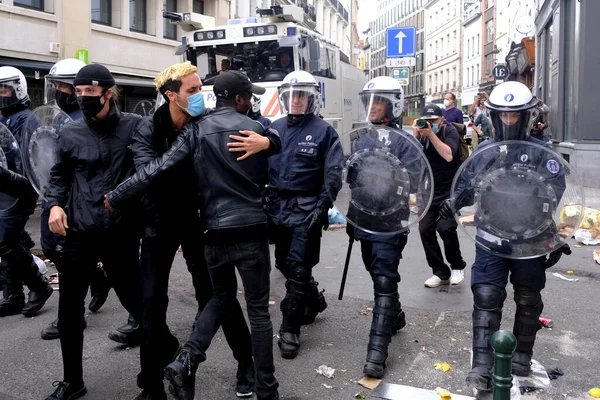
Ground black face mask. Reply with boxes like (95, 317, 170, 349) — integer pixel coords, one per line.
(55, 90, 78, 114)
(77, 94, 107, 120)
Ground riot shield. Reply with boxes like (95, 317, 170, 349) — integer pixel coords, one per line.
(325, 125, 434, 235)
(21, 105, 72, 197)
(451, 140, 584, 259)
(0, 124, 24, 210)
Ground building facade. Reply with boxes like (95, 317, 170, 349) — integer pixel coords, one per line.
(0, 0, 225, 112)
(535, 0, 600, 188)
(461, 0, 481, 112)
(424, 0, 462, 106)
(368, 0, 426, 117)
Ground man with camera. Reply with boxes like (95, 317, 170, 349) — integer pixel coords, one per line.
(530, 96, 550, 142)
(469, 92, 488, 121)
(413, 104, 466, 288)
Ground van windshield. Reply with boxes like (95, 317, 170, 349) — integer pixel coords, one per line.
(194, 40, 295, 85)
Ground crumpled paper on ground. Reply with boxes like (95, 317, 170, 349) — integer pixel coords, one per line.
(574, 229, 600, 245)
(315, 365, 335, 378)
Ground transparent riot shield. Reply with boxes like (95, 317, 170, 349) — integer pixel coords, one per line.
(0, 124, 24, 210)
(21, 105, 72, 197)
(325, 125, 434, 235)
(451, 140, 585, 259)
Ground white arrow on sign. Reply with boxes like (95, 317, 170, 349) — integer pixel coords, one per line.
(395, 31, 407, 55)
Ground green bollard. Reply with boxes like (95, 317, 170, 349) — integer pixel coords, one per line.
(491, 330, 517, 400)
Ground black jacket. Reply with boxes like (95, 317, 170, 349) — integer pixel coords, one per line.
(107, 107, 281, 240)
(45, 103, 143, 233)
(133, 103, 200, 232)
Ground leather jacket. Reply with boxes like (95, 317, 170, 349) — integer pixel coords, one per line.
(107, 106, 281, 234)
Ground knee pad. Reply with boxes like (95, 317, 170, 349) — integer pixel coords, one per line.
(514, 291, 542, 308)
(289, 262, 311, 285)
(473, 284, 506, 312)
(372, 275, 398, 296)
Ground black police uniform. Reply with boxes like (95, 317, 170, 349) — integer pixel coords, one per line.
(418, 122, 466, 281)
(450, 136, 566, 389)
(346, 124, 421, 378)
(266, 113, 340, 358)
(107, 94, 282, 400)
(0, 106, 54, 318)
(44, 81, 144, 394)
(132, 103, 253, 397)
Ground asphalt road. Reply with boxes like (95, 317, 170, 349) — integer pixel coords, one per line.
(1, 188, 600, 400)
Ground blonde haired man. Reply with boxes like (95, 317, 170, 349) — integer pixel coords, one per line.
(129, 62, 255, 400)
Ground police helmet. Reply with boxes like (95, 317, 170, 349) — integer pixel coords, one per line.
(278, 71, 322, 116)
(485, 81, 539, 141)
(0, 66, 29, 110)
(359, 77, 404, 126)
(45, 58, 86, 109)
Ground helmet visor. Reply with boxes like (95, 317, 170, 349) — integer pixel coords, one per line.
(0, 78, 21, 109)
(44, 77, 77, 110)
(359, 92, 403, 125)
(489, 109, 535, 141)
(278, 85, 320, 116)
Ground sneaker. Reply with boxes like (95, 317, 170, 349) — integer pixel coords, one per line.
(235, 360, 255, 398)
(424, 275, 449, 288)
(45, 381, 87, 400)
(450, 269, 465, 285)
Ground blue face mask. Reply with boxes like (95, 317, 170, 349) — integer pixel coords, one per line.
(176, 92, 205, 117)
(431, 123, 440, 133)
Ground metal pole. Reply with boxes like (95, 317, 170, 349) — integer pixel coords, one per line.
(491, 330, 517, 400)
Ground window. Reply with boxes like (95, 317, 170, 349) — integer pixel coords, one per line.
(453, 31, 456, 53)
(163, 0, 177, 39)
(452, 66, 456, 88)
(92, 0, 111, 25)
(14, 0, 43, 10)
(477, 34, 480, 54)
(476, 63, 480, 84)
(486, 20, 494, 43)
(130, 0, 147, 33)
(193, 0, 204, 14)
(446, 34, 450, 55)
(471, 66, 474, 87)
(467, 39, 471, 58)
(486, 54, 494, 74)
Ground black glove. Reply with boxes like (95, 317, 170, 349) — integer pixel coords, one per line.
(308, 207, 329, 233)
(544, 244, 572, 269)
(438, 199, 455, 220)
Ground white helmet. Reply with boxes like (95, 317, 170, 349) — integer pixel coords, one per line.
(0, 66, 29, 109)
(485, 81, 538, 141)
(45, 58, 87, 108)
(359, 77, 404, 126)
(278, 71, 322, 116)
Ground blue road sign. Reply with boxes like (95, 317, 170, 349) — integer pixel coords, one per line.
(386, 27, 416, 58)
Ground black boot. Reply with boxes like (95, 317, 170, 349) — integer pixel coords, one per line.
(466, 284, 505, 392)
(0, 264, 25, 317)
(41, 318, 87, 340)
(89, 263, 110, 313)
(22, 280, 54, 317)
(278, 263, 310, 359)
(108, 314, 142, 346)
(45, 381, 87, 400)
(512, 290, 543, 377)
(301, 278, 327, 325)
(363, 294, 396, 378)
(164, 349, 203, 400)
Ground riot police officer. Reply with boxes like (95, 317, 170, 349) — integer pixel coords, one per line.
(346, 77, 418, 378)
(266, 71, 339, 359)
(439, 81, 572, 391)
(44, 64, 144, 400)
(249, 95, 272, 128)
(38, 58, 112, 340)
(0, 66, 54, 317)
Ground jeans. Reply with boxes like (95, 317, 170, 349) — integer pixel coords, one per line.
(57, 228, 142, 384)
(137, 218, 252, 392)
(418, 204, 466, 280)
(185, 239, 278, 399)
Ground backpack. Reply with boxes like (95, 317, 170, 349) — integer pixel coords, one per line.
(444, 122, 470, 164)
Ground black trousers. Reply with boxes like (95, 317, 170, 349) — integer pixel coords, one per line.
(418, 204, 466, 280)
(185, 240, 278, 400)
(137, 218, 252, 392)
(57, 228, 142, 384)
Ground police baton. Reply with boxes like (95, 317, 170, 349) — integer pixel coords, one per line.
(338, 236, 354, 300)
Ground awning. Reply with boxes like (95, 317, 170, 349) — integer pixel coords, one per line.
(0, 57, 54, 72)
(112, 74, 155, 88)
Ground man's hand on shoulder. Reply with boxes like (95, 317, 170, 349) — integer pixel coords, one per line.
(227, 130, 270, 161)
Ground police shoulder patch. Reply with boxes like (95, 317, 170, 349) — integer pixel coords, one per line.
(546, 159, 560, 174)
